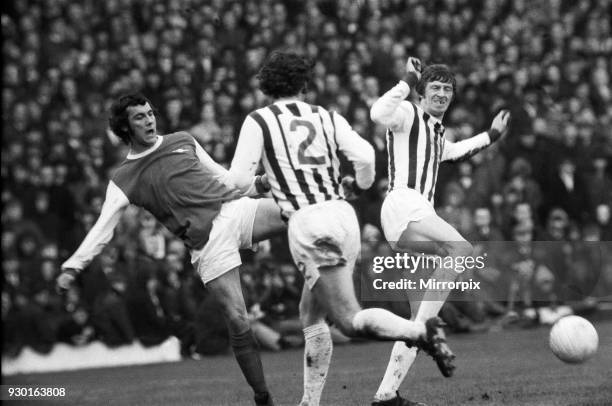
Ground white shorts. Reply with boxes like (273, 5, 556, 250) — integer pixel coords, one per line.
(381, 188, 436, 244)
(288, 199, 360, 290)
(191, 197, 259, 285)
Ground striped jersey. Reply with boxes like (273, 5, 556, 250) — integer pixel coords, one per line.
(386, 102, 446, 202)
(371, 81, 491, 204)
(232, 100, 375, 218)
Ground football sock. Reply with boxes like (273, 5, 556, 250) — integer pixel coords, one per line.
(415, 267, 457, 322)
(374, 342, 418, 401)
(300, 322, 333, 406)
(230, 328, 269, 396)
(351, 308, 425, 340)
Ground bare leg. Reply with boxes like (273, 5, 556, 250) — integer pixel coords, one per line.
(375, 214, 471, 400)
(252, 198, 286, 242)
(398, 214, 472, 320)
(310, 264, 425, 341)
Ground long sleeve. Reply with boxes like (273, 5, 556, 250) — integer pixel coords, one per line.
(333, 112, 376, 189)
(230, 115, 264, 177)
(442, 132, 492, 162)
(62, 181, 129, 270)
(229, 115, 265, 195)
(370, 80, 412, 130)
(192, 135, 260, 197)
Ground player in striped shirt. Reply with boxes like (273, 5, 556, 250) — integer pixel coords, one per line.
(231, 52, 453, 406)
(56, 94, 285, 406)
(370, 58, 510, 405)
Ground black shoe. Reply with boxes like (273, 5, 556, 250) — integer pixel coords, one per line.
(414, 317, 455, 378)
(254, 391, 274, 406)
(372, 391, 428, 406)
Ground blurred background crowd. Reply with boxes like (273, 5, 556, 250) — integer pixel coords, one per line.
(2, 0, 611, 358)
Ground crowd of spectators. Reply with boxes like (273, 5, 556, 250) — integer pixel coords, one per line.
(2, 0, 612, 357)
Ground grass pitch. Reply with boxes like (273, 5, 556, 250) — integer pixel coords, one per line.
(3, 319, 611, 405)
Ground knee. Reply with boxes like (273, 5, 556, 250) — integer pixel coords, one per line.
(222, 303, 250, 332)
(299, 299, 324, 327)
(300, 300, 356, 337)
(330, 312, 359, 338)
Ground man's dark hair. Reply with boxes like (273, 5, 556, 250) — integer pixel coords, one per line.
(415, 64, 457, 96)
(109, 93, 151, 145)
(257, 51, 313, 99)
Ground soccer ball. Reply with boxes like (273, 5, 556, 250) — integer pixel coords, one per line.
(549, 315, 598, 364)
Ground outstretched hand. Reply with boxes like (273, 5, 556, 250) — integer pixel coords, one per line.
(491, 109, 511, 134)
(489, 110, 511, 142)
(341, 175, 360, 201)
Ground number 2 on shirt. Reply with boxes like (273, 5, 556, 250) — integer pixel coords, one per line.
(280, 114, 330, 168)
(291, 119, 326, 165)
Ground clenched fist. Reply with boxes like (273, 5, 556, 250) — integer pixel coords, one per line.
(56, 268, 80, 294)
(341, 175, 360, 201)
(406, 57, 422, 80)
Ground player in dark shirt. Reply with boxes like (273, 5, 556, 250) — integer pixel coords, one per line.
(58, 94, 284, 406)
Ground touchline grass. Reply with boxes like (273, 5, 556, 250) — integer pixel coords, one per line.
(3, 319, 611, 406)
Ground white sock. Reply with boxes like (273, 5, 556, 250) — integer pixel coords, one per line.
(352, 308, 425, 341)
(415, 267, 457, 322)
(374, 342, 418, 401)
(300, 323, 332, 406)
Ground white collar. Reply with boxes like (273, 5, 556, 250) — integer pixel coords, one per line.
(417, 103, 444, 124)
(275, 97, 303, 104)
(126, 136, 163, 160)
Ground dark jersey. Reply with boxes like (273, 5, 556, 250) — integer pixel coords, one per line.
(112, 132, 237, 249)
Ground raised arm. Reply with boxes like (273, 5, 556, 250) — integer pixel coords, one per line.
(333, 112, 376, 190)
(370, 81, 412, 129)
(442, 110, 510, 162)
(62, 181, 129, 271)
(370, 57, 422, 129)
